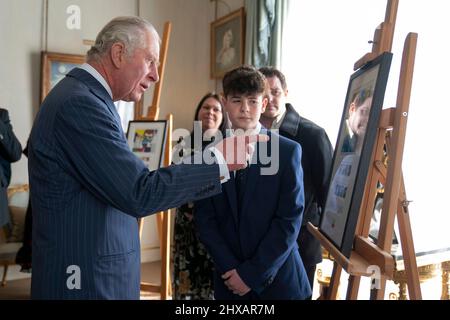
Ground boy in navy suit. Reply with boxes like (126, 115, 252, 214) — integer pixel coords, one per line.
(195, 66, 311, 300)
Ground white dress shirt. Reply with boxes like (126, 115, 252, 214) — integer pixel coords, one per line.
(79, 63, 113, 99)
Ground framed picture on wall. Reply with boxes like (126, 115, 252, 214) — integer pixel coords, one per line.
(126, 120, 168, 171)
(210, 7, 245, 78)
(40, 52, 85, 102)
(319, 52, 393, 258)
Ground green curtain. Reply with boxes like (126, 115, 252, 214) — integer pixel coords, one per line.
(244, 0, 289, 68)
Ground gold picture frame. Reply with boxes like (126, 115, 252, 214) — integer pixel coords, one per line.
(210, 7, 245, 79)
(40, 52, 85, 103)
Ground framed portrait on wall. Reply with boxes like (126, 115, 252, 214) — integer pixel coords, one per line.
(126, 120, 168, 171)
(210, 7, 245, 78)
(319, 52, 393, 258)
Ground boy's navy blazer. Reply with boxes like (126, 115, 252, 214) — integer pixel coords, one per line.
(195, 129, 312, 300)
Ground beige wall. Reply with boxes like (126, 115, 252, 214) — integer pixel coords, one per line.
(47, 0, 138, 54)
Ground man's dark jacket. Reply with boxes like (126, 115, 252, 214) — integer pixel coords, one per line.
(278, 104, 333, 267)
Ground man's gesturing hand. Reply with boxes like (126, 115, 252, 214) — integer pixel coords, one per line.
(214, 134, 269, 172)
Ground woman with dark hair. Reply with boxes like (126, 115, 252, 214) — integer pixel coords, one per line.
(172, 93, 225, 300)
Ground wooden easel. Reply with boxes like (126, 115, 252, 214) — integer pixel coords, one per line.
(136, 21, 173, 300)
(308, 0, 422, 300)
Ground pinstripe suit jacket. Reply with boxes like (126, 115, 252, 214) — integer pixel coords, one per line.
(28, 68, 222, 299)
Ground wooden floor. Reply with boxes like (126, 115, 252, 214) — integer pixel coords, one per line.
(0, 261, 162, 300)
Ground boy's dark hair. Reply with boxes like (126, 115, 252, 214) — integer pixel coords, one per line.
(259, 66, 287, 91)
(222, 65, 267, 98)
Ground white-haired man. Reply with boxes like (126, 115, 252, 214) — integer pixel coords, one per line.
(29, 16, 264, 299)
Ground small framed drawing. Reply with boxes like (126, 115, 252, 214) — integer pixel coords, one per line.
(319, 52, 393, 258)
(126, 120, 168, 171)
(40, 52, 85, 102)
(211, 7, 245, 78)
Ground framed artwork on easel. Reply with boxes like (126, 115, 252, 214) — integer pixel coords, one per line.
(126, 120, 168, 171)
(319, 52, 393, 258)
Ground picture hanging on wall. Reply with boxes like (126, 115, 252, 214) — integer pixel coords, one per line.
(210, 7, 245, 78)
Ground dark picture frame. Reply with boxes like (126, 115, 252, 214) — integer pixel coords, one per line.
(210, 7, 245, 78)
(126, 120, 168, 171)
(319, 52, 393, 258)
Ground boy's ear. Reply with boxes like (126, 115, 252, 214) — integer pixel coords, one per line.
(221, 95, 228, 108)
(261, 96, 268, 113)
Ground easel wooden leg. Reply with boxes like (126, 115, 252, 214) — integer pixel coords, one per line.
(155, 213, 163, 247)
(327, 262, 342, 299)
(346, 275, 361, 300)
(139, 212, 172, 299)
(160, 209, 172, 299)
(396, 176, 421, 299)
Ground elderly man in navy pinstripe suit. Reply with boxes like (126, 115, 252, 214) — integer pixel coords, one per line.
(28, 16, 265, 299)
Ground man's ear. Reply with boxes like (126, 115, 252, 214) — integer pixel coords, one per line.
(110, 42, 126, 68)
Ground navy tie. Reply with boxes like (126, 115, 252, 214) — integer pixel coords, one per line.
(235, 167, 248, 215)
